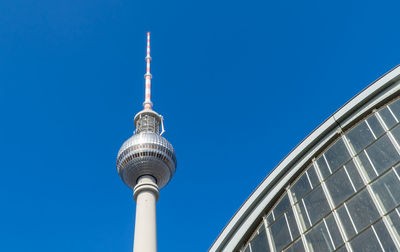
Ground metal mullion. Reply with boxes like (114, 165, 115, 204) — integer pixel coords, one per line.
(364, 178, 391, 244)
(387, 105, 399, 123)
(312, 158, 324, 187)
(316, 160, 351, 244)
(375, 109, 400, 154)
(393, 166, 400, 182)
(381, 214, 400, 250)
(364, 114, 400, 250)
(376, 109, 390, 131)
(381, 102, 400, 154)
(332, 207, 352, 245)
(263, 217, 276, 252)
(343, 134, 385, 238)
(312, 157, 333, 211)
(287, 188, 310, 252)
(366, 182, 385, 215)
(343, 203, 358, 234)
(363, 150, 380, 177)
(313, 156, 352, 249)
(323, 219, 335, 250)
(365, 120, 378, 139)
(344, 165, 357, 193)
(284, 213, 294, 241)
(396, 208, 400, 220)
(371, 225, 386, 252)
(387, 130, 400, 156)
(322, 154, 333, 174)
(320, 177, 351, 244)
(305, 171, 313, 189)
(301, 198, 312, 228)
(356, 155, 400, 250)
(373, 168, 400, 250)
(346, 136, 400, 250)
(352, 151, 370, 187)
(341, 137, 363, 202)
(344, 240, 353, 252)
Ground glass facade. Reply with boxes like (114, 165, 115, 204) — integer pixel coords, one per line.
(241, 97, 400, 252)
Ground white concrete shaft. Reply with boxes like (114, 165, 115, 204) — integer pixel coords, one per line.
(133, 175, 159, 252)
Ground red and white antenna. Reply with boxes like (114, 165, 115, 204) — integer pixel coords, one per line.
(143, 32, 153, 110)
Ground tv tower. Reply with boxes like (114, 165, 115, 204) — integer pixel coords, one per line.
(116, 32, 177, 252)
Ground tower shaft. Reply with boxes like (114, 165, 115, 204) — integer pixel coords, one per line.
(133, 175, 159, 252)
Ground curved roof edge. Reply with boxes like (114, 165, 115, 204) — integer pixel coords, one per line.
(209, 65, 400, 252)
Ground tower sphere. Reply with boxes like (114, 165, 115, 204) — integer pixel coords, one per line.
(116, 110, 177, 189)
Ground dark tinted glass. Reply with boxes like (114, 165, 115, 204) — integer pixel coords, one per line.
(365, 134, 400, 175)
(324, 138, 351, 173)
(273, 194, 290, 218)
(350, 228, 382, 252)
(250, 225, 270, 252)
(346, 189, 380, 232)
(347, 121, 375, 154)
(379, 107, 397, 129)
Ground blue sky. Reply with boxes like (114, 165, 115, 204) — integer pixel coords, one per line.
(1, 0, 400, 251)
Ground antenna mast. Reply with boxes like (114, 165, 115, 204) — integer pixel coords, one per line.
(143, 32, 153, 110)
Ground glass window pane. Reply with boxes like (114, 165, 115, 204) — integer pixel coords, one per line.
(250, 224, 270, 252)
(346, 189, 380, 232)
(295, 201, 311, 231)
(305, 220, 334, 252)
(286, 209, 299, 239)
(303, 186, 331, 225)
(345, 160, 364, 190)
(325, 213, 344, 249)
(307, 165, 320, 187)
(316, 155, 331, 179)
(350, 228, 383, 252)
(365, 134, 400, 175)
(391, 124, 400, 146)
(356, 151, 377, 182)
(324, 138, 351, 174)
(379, 107, 397, 129)
(387, 209, 400, 241)
(283, 238, 305, 252)
(291, 172, 312, 203)
(273, 193, 291, 219)
(372, 170, 400, 214)
(337, 206, 356, 239)
(270, 213, 291, 252)
(367, 114, 385, 138)
(266, 212, 274, 226)
(389, 98, 400, 121)
(373, 219, 397, 252)
(326, 167, 355, 207)
(346, 121, 375, 154)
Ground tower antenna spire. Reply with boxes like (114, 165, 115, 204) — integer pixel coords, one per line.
(143, 32, 153, 110)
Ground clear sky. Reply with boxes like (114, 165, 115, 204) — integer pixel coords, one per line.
(1, 0, 400, 251)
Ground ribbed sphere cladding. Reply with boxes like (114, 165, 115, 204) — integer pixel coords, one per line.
(117, 132, 177, 189)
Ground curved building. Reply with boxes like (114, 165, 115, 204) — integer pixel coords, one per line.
(210, 65, 400, 252)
